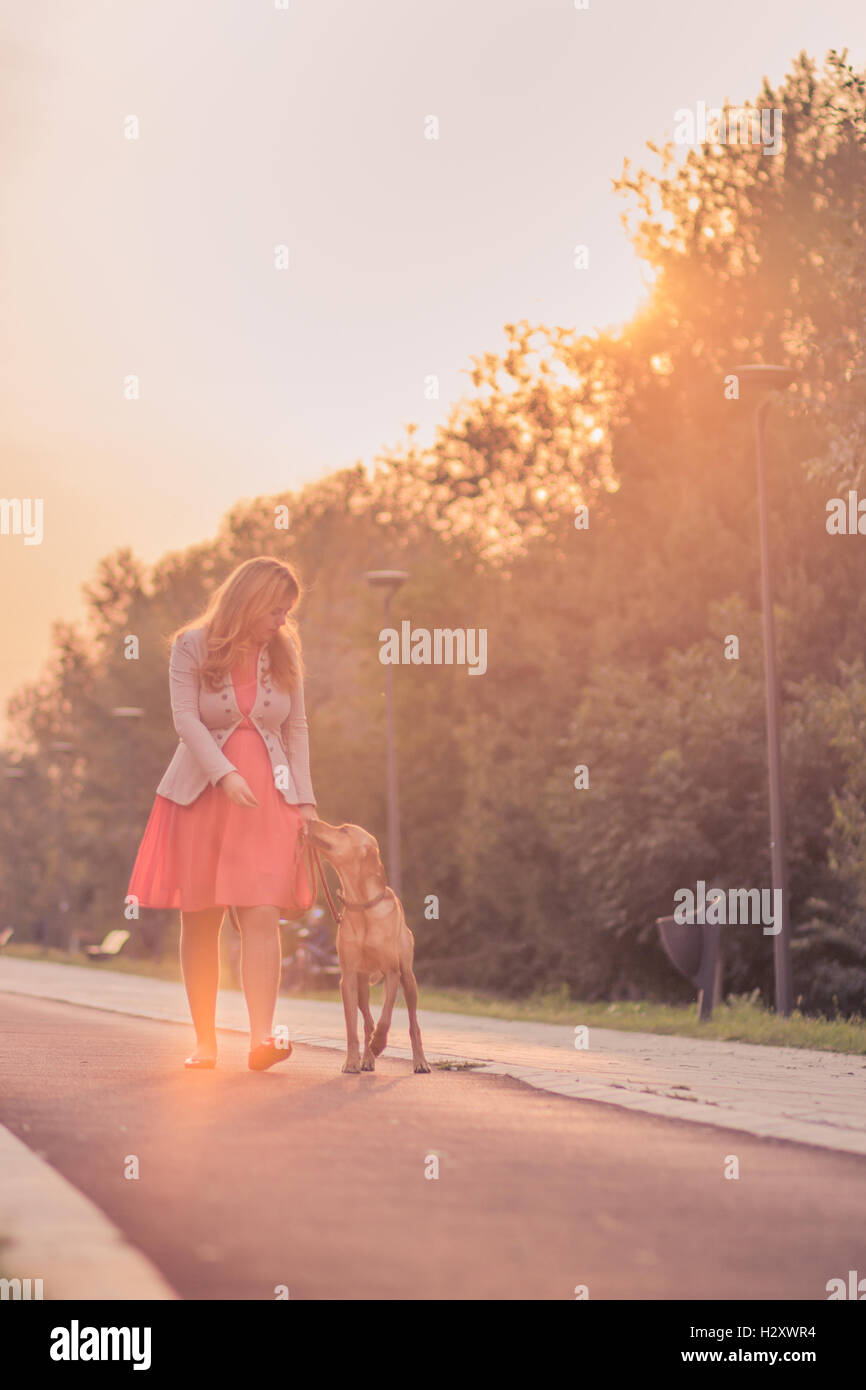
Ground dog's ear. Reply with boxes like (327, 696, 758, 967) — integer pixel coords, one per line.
(362, 842, 387, 882)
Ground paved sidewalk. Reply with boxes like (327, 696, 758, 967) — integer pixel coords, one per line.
(3, 957, 866, 1155)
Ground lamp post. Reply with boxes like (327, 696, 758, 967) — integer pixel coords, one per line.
(111, 707, 145, 859)
(729, 363, 799, 1016)
(111, 706, 146, 950)
(363, 570, 409, 898)
(48, 740, 75, 950)
(2, 765, 26, 936)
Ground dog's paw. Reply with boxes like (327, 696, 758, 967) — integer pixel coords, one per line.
(414, 1059, 432, 1074)
(361, 1056, 375, 1072)
(342, 1058, 361, 1074)
(370, 1028, 388, 1057)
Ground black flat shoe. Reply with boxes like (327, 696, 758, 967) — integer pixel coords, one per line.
(184, 1055, 217, 1069)
(248, 1037, 293, 1071)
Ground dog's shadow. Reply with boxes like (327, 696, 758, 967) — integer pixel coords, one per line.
(248, 1070, 412, 1109)
(271, 1072, 416, 1120)
(318, 1073, 411, 1103)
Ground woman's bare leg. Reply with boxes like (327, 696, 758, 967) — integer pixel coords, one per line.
(235, 905, 282, 1049)
(179, 906, 224, 1060)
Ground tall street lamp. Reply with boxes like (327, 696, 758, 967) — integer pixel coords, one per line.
(364, 570, 409, 898)
(729, 362, 799, 1016)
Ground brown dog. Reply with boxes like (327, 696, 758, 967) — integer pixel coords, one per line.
(304, 818, 430, 1075)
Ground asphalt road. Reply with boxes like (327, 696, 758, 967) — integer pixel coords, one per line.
(1, 994, 864, 1300)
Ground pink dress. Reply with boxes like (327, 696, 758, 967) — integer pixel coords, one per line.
(127, 651, 314, 914)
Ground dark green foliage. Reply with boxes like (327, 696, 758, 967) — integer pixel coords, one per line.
(3, 51, 866, 1016)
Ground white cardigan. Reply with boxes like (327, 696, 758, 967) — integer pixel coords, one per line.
(155, 626, 316, 807)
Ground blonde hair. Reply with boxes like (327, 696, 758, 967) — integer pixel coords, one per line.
(168, 556, 306, 692)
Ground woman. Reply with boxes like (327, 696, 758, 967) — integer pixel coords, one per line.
(127, 556, 317, 1071)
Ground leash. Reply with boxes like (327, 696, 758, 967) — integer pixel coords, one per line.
(229, 828, 390, 933)
(227, 832, 338, 933)
(299, 828, 391, 928)
(301, 834, 342, 925)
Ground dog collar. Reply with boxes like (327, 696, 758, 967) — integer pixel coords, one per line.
(336, 886, 391, 913)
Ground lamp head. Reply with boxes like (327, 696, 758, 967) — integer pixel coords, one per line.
(727, 363, 799, 400)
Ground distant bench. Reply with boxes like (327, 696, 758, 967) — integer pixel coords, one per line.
(86, 929, 131, 961)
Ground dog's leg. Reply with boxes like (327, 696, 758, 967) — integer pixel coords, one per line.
(357, 973, 376, 1071)
(400, 954, 431, 1074)
(370, 970, 400, 1057)
(340, 970, 362, 1073)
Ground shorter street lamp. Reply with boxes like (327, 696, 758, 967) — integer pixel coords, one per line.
(2, 766, 26, 939)
(364, 571, 409, 899)
(729, 362, 799, 1017)
(49, 741, 75, 950)
(112, 706, 146, 907)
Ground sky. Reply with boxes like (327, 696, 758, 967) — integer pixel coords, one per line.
(1, 0, 863, 736)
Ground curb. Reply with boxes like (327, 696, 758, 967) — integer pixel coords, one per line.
(0, 1123, 178, 1301)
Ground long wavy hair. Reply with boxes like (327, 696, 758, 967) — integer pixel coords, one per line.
(168, 557, 306, 692)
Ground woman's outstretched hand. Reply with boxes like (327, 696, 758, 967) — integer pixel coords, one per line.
(297, 803, 316, 831)
(219, 771, 259, 807)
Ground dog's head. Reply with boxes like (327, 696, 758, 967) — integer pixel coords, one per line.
(304, 818, 386, 886)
